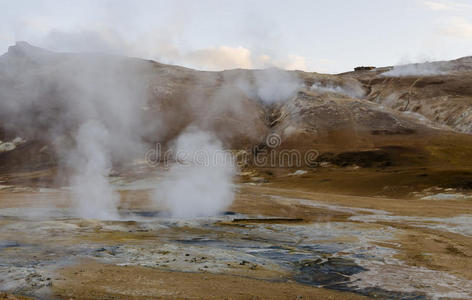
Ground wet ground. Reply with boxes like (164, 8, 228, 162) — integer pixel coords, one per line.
(1, 169, 472, 299)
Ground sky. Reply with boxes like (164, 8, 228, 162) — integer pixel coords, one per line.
(1, 0, 472, 73)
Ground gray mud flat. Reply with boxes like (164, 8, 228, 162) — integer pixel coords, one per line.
(1, 201, 472, 299)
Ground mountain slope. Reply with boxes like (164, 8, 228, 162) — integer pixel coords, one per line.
(1, 42, 472, 172)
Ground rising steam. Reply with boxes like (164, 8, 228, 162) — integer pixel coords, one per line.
(0, 42, 246, 220)
(152, 128, 236, 218)
(0, 42, 304, 220)
(382, 62, 446, 77)
(0, 42, 150, 219)
(310, 80, 365, 99)
(234, 68, 302, 104)
(69, 121, 119, 219)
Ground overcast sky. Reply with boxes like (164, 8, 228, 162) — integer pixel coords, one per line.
(1, 0, 472, 73)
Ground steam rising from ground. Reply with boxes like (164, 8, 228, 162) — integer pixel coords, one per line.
(382, 62, 446, 77)
(0, 42, 302, 220)
(255, 68, 302, 104)
(152, 128, 236, 218)
(235, 68, 302, 104)
(310, 81, 364, 99)
(69, 121, 119, 219)
(0, 43, 150, 219)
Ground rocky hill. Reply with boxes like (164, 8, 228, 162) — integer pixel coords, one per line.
(1, 42, 472, 172)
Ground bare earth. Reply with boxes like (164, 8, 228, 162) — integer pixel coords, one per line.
(1, 167, 472, 299)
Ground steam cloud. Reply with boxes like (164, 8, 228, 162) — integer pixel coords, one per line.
(0, 42, 150, 219)
(310, 81, 365, 99)
(0, 42, 254, 220)
(69, 121, 119, 219)
(0, 42, 304, 220)
(382, 62, 446, 77)
(235, 68, 302, 104)
(152, 128, 236, 218)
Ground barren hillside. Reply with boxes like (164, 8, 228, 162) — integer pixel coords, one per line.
(1, 42, 472, 173)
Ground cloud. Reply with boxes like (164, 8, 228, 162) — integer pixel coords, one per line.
(421, 0, 472, 11)
(42, 28, 130, 54)
(257, 54, 307, 71)
(439, 17, 472, 38)
(285, 55, 308, 70)
(183, 46, 253, 70)
(10, 25, 309, 71)
(182, 48, 307, 71)
(178, 48, 308, 71)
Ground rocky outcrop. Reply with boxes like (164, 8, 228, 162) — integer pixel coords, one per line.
(344, 57, 472, 134)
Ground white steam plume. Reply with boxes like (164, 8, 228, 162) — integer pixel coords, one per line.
(69, 121, 119, 219)
(382, 62, 446, 77)
(152, 128, 236, 218)
(310, 81, 365, 99)
(255, 68, 302, 104)
(234, 68, 302, 105)
(0, 42, 152, 219)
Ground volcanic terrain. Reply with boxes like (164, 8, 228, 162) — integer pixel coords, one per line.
(1, 42, 472, 299)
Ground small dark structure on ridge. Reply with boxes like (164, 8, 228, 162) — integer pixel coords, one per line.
(354, 66, 376, 71)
